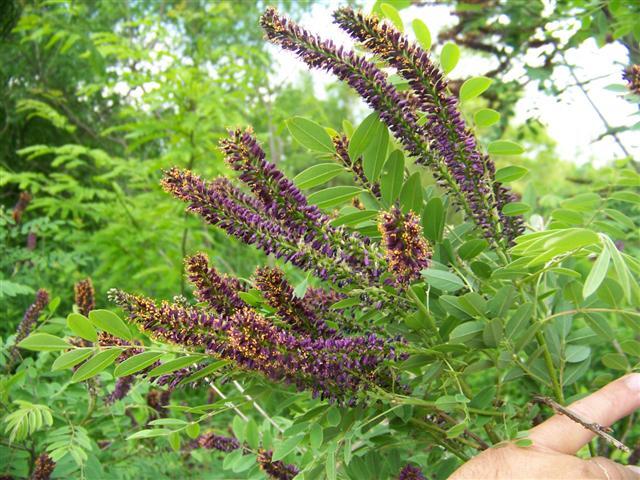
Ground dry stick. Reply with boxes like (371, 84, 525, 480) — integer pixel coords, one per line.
(532, 395, 631, 453)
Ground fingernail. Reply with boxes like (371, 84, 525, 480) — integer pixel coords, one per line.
(627, 465, 640, 474)
(625, 374, 640, 392)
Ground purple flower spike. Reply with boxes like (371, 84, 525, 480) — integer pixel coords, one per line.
(398, 464, 426, 480)
(379, 207, 431, 285)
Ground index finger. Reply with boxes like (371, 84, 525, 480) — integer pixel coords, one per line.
(529, 374, 640, 455)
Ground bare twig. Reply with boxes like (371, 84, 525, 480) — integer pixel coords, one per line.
(533, 395, 631, 453)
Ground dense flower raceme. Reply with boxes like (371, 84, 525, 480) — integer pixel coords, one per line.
(185, 253, 247, 316)
(194, 432, 298, 480)
(261, 7, 525, 245)
(161, 133, 384, 287)
(30, 453, 55, 480)
(379, 207, 431, 285)
(74, 278, 95, 317)
(12, 191, 31, 224)
(254, 265, 335, 338)
(397, 464, 426, 480)
(110, 284, 402, 404)
(14, 289, 50, 347)
(147, 389, 171, 418)
(624, 64, 640, 97)
(257, 449, 300, 480)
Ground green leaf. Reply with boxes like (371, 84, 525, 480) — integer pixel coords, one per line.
(380, 3, 403, 31)
(412, 19, 431, 50)
(308, 186, 363, 209)
(245, 419, 259, 450)
(495, 165, 528, 183)
(362, 120, 389, 182)
(422, 269, 464, 292)
(380, 150, 404, 205)
(330, 297, 361, 309)
(458, 239, 488, 260)
(67, 313, 97, 342)
(177, 360, 229, 386)
(487, 140, 524, 155)
(422, 197, 444, 243)
(71, 348, 122, 383)
(272, 434, 303, 462)
(88, 310, 131, 341)
(505, 303, 533, 341)
(348, 112, 381, 160)
(601, 353, 628, 371)
(294, 163, 345, 190)
(399, 172, 423, 213)
(330, 210, 378, 228)
(583, 246, 610, 299)
(327, 407, 341, 426)
(309, 423, 323, 449)
(127, 428, 172, 440)
(603, 235, 633, 301)
(18, 333, 69, 351)
(474, 108, 500, 127)
(459, 76, 492, 102)
(114, 351, 164, 377)
(168, 431, 180, 451)
(326, 448, 336, 480)
(186, 422, 200, 439)
(147, 355, 207, 377)
(51, 348, 93, 371)
(148, 418, 188, 426)
(565, 345, 591, 363)
(286, 117, 334, 153)
(502, 202, 530, 216)
(440, 42, 460, 74)
(611, 190, 640, 204)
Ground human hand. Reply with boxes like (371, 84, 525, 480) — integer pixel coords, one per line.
(450, 374, 640, 479)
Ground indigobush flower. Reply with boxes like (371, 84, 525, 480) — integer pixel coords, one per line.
(397, 464, 426, 480)
(185, 253, 247, 315)
(31, 453, 55, 480)
(162, 131, 385, 287)
(74, 278, 95, 317)
(111, 289, 401, 404)
(15, 289, 49, 346)
(379, 207, 431, 285)
(254, 266, 335, 337)
(197, 432, 240, 452)
(257, 449, 300, 480)
(624, 64, 640, 96)
(12, 191, 31, 224)
(262, 6, 525, 246)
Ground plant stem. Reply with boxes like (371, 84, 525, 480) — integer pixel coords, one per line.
(536, 331, 564, 403)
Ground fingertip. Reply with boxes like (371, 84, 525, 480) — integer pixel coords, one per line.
(624, 373, 640, 393)
(627, 465, 640, 475)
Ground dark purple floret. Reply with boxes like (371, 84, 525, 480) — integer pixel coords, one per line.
(15, 288, 49, 346)
(197, 432, 241, 452)
(398, 464, 426, 480)
(74, 278, 95, 317)
(379, 207, 431, 285)
(333, 7, 525, 244)
(31, 453, 55, 480)
(185, 252, 247, 315)
(105, 376, 134, 404)
(253, 266, 335, 337)
(258, 449, 300, 480)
